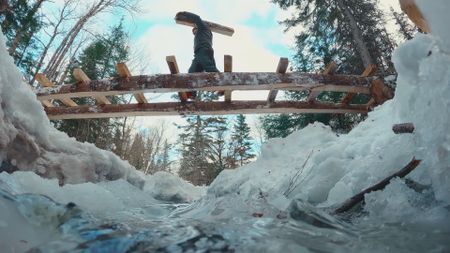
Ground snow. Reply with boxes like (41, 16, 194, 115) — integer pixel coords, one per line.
(144, 171, 206, 202)
(0, 171, 204, 216)
(204, 0, 450, 221)
(0, 26, 203, 221)
(0, 31, 145, 187)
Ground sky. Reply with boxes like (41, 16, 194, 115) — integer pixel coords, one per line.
(43, 0, 402, 143)
(119, 0, 301, 142)
(116, 0, 401, 142)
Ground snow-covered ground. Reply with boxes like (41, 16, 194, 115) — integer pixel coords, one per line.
(0, 34, 145, 187)
(1, 0, 450, 252)
(188, 0, 450, 223)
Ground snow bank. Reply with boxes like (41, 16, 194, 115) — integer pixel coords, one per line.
(144, 171, 206, 203)
(0, 32, 143, 187)
(205, 0, 450, 221)
(0, 170, 204, 214)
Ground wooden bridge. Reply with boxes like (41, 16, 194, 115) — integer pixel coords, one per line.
(34, 56, 394, 120)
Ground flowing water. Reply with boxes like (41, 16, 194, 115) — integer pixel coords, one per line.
(2, 186, 449, 253)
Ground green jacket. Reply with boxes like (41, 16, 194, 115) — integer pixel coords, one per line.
(182, 12, 213, 53)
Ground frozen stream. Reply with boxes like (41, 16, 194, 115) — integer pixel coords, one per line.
(1, 173, 449, 253)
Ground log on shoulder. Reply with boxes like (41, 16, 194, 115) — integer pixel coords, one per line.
(175, 12, 234, 36)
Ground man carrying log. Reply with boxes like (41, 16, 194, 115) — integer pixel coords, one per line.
(175, 12, 220, 100)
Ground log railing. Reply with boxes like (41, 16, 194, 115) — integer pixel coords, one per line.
(34, 57, 394, 119)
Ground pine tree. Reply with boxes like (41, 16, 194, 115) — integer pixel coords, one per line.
(229, 114, 255, 167)
(159, 140, 172, 173)
(391, 7, 416, 41)
(178, 116, 215, 185)
(1, 0, 46, 79)
(128, 132, 145, 170)
(207, 116, 228, 177)
(53, 22, 129, 151)
(262, 0, 397, 138)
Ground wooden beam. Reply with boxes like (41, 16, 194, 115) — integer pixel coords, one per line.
(36, 72, 378, 101)
(116, 62, 132, 77)
(267, 57, 289, 103)
(370, 79, 394, 105)
(35, 73, 54, 87)
(166, 56, 188, 102)
(35, 73, 54, 107)
(361, 64, 377, 77)
(399, 0, 430, 33)
(45, 101, 369, 120)
(73, 68, 110, 105)
(166, 56, 180, 73)
(73, 68, 90, 82)
(224, 55, 232, 102)
(35, 73, 77, 107)
(175, 12, 234, 36)
(116, 63, 148, 104)
(341, 64, 377, 105)
(58, 98, 78, 107)
(41, 100, 54, 108)
(322, 61, 338, 75)
(393, 123, 415, 134)
(308, 61, 338, 103)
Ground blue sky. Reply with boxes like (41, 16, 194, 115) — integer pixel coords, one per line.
(42, 0, 400, 143)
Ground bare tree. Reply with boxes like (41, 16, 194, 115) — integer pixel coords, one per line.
(31, 0, 77, 85)
(43, 0, 139, 81)
(8, 0, 47, 56)
(143, 122, 169, 174)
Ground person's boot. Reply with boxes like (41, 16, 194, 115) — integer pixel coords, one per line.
(185, 91, 197, 100)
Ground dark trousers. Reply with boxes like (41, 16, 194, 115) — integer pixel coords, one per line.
(188, 48, 219, 73)
(186, 48, 219, 100)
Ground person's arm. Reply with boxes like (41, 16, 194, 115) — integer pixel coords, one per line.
(175, 11, 208, 31)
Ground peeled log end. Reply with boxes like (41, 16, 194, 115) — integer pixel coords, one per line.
(393, 123, 415, 134)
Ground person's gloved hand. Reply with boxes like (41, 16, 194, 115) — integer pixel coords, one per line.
(175, 11, 200, 21)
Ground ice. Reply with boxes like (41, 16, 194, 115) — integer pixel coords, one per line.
(205, 0, 450, 222)
(0, 171, 203, 219)
(144, 171, 206, 203)
(0, 31, 144, 187)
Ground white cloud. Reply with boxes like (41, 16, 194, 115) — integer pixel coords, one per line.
(129, 1, 296, 142)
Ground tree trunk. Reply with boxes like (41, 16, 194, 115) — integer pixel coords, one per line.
(336, 0, 374, 67)
(8, 0, 46, 56)
(56, 39, 84, 85)
(44, 0, 109, 81)
(392, 123, 415, 134)
(0, 0, 9, 13)
(31, 2, 70, 84)
(334, 158, 421, 214)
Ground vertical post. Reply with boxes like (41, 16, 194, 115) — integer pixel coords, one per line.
(117, 62, 148, 103)
(341, 64, 376, 105)
(224, 55, 232, 102)
(166, 56, 188, 102)
(308, 61, 337, 103)
(35, 73, 77, 107)
(73, 68, 111, 105)
(267, 57, 289, 103)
